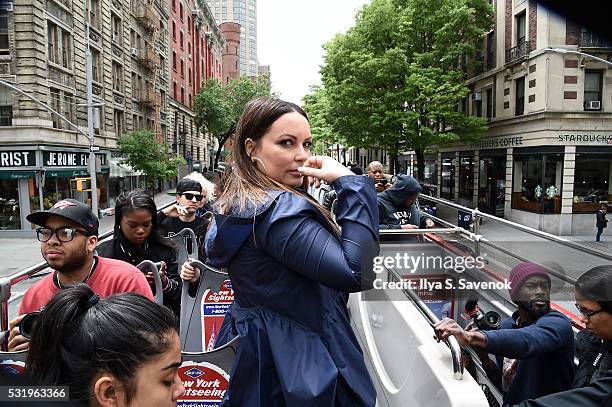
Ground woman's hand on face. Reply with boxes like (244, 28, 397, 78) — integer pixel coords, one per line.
(297, 156, 353, 187)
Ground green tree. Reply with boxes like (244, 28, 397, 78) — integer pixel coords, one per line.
(302, 85, 340, 156)
(118, 130, 185, 193)
(194, 74, 274, 168)
(320, 0, 492, 177)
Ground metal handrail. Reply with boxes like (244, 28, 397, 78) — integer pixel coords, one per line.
(385, 265, 464, 380)
(0, 200, 175, 336)
(419, 194, 612, 262)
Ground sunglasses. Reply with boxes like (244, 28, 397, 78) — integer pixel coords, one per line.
(182, 193, 205, 202)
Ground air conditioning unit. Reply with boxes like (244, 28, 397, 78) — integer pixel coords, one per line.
(131, 48, 138, 57)
(112, 34, 118, 42)
(585, 100, 601, 110)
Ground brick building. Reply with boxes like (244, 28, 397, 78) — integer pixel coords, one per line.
(168, 0, 223, 170)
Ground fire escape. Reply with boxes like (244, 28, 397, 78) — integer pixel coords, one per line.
(136, 0, 162, 142)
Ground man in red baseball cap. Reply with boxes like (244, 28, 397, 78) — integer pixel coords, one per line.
(434, 262, 575, 405)
(7, 199, 153, 352)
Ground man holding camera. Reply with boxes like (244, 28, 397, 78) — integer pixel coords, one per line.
(378, 174, 435, 231)
(434, 263, 575, 406)
(7, 199, 153, 351)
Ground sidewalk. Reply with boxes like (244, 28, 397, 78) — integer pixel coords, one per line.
(0, 191, 175, 278)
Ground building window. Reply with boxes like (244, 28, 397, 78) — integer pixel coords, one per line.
(180, 59, 184, 77)
(92, 49, 101, 82)
(181, 87, 184, 104)
(112, 62, 123, 92)
(111, 13, 121, 44)
(172, 51, 177, 71)
(486, 31, 495, 69)
(486, 88, 494, 119)
(572, 151, 612, 213)
(188, 68, 192, 84)
(0, 10, 9, 54)
(172, 22, 176, 40)
(88, 0, 101, 30)
(515, 11, 526, 45)
(584, 70, 603, 110)
(179, 2, 183, 20)
(0, 86, 12, 126)
(173, 81, 177, 99)
(160, 90, 166, 110)
(0, 180, 21, 229)
(180, 31, 183, 49)
(512, 150, 563, 214)
(459, 155, 474, 205)
(423, 154, 438, 196)
(441, 154, 455, 200)
(515, 76, 525, 116)
(47, 22, 72, 68)
(50, 88, 61, 129)
(172, 0, 175, 10)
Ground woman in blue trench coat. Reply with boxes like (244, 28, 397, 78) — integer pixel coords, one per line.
(198, 97, 379, 406)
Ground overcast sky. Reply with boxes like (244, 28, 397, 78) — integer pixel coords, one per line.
(257, 0, 369, 105)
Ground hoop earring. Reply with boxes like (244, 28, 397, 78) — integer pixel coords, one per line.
(252, 157, 267, 174)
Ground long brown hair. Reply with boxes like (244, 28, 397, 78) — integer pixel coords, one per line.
(215, 97, 338, 233)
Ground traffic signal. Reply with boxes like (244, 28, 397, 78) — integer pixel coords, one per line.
(71, 177, 92, 192)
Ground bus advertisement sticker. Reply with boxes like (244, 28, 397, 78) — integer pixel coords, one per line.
(178, 361, 229, 407)
(201, 279, 234, 351)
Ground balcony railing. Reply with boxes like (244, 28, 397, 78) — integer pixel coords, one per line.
(505, 41, 530, 64)
(579, 31, 612, 48)
(136, 4, 160, 31)
(138, 48, 160, 70)
(138, 88, 156, 106)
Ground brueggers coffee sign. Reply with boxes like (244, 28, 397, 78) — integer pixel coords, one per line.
(43, 151, 107, 167)
(470, 136, 524, 149)
(0, 151, 34, 168)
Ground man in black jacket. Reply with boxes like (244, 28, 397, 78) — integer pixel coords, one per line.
(596, 204, 608, 242)
(378, 175, 434, 231)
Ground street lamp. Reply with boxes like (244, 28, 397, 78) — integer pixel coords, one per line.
(547, 48, 612, 68)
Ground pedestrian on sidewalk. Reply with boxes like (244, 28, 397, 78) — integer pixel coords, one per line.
(596, 204, 608, 242)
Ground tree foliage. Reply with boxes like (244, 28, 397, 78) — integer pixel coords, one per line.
(194, 75, 274, 168)
(117, 130, 185, 192)
(314, 0, 493, 177)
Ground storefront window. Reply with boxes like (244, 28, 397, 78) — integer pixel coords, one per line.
(441, 154, 455, 200)
(424, 154, 438, 196)
(479, 153, 506, 217)
(458, 155, 474, 205)
(573, 152, 612, 213)
(0, 180, 21, 230)
(512, 151, 563, 214)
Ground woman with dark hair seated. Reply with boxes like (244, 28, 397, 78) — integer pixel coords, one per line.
(97, 190, 180, 315)
(26, 284, 184, 406)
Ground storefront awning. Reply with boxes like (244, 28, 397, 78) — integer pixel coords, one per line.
(109, 160, 143, 177)
(0, 170, 36, 180)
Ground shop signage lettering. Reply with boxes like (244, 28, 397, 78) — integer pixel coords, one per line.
(43, 151, 107, 167)
(470, 136, 523, 149)
(0, 151, 33, 167)
(557, 134, 612, 144)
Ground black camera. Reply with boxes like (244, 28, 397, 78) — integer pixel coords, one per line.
(464, 298, 501, 331)
(378, 179, 388, 186)
(18, 311, 41, 340)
